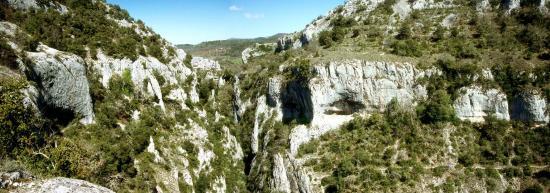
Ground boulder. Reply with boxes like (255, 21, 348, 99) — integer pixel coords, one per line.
(26, 45, 94, 124)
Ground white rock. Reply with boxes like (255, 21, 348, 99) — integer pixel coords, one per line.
(146, 136, 164, 163)
(0, 22, 19, 37)
(26, 45, 95, 124)
(191, 57, 221, 71)
(511, 90, 549, 123)
(15, 177, 114, 193)
(393, 0, 412, 19)
(453, 86, 510, 122)
(270, 154, 291, 193)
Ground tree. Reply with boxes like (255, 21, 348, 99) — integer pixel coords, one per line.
(319, 30, 333, 48)
(184, 53, 193, 68)
(417, 90, 456, 124)
(0, 77, 47, 158)
(390, 40, 422, 57)
(396, 23, 412, 40)
(431, 26, 446, 42)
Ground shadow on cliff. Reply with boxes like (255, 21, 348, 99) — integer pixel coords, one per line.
(281, 80, 313, 124)
(24, 63, 76, 126)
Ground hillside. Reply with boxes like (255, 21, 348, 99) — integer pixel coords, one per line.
(0, 0, 549, 193)
(176, 34, 286, 71)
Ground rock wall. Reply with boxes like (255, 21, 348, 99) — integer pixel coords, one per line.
(453, 86, 510, 122)
(26, 45, 95, 124)
(511, 90, 549, 123)
(15, 177, 114, 193)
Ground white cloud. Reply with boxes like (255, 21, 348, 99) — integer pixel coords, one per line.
(229, 5, 242, 11)
(244, 13, 264, 19)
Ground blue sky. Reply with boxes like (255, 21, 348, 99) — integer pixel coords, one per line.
(105, 0, 345, 45)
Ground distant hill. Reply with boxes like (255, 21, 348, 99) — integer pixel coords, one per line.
(176, 33, 286, 69)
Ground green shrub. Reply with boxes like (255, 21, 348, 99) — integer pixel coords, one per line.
(108, 70, 134, 96)
(395, 23, 412, 40)
(184, 53, 193, 68)
(417, 90, 456, 124)
(319, 30, 333, 48)
(0, 39, 18, 69)
(0, 77, 48, 158)
(330, 16, 356, 28)
(432, 26, 446, 42)
(390, 40, 422, 57)
(284, 59, 314, 83)
(378, 0, 397, 14)
(198, 78, 215, 103)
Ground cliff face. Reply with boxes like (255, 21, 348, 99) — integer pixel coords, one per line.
(1, 0, 549, 192)
(244, 59, 548, 192)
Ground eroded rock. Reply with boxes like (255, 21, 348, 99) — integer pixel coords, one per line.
(26, 45, 94, 124)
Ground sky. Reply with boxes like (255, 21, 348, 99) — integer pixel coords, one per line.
(105, 0, 345, 45)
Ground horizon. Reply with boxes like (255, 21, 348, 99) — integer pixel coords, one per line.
(105, 0, 345, 45)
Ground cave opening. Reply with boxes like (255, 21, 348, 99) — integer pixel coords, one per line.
(281, 80, 313, 124)
(324, 99, 365, 115)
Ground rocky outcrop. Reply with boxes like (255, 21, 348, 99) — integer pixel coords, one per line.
(242, 43, 276, 64)
(92, 49, 195, 112)
(276, 36, 297, 52)
(248, 59, 433, 193)
(26, 45, 95, 124)
(15, 178, 114, 193)
(0, 171, 33, 189)
(510, 90, 549, 123)
(503, 0, 521, 12)
(311, 60, 428, 116)
(7, 0, 68, 14)
(7, 0, 39, 10)
(453, 86, 510, 122)
(191, 57, 221, 71)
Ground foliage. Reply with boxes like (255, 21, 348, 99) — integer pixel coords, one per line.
(4, 0, 170, 61)
(390, 40, 422, 57)
(184, 53, 193, 68)
(0, 39, 18, 69)
(378, 0, 397, 14)
(299, 101, 548, 192)
(395, 23, 412, 40)
(431, 25, 446, 42)
(284, 59, 314, 83)
(0, 77, 51, 158)
(319, 30, 334, 48)
(416, 89, 456, 124)
(197, 77, 216, 103)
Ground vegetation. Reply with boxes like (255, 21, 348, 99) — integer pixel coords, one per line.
(299, 101, 549, 193)
(0, 39, 18, 69)
(176, 34, 285, 72)
(0, 77, 52, 159)
(1, 0, 170, 61)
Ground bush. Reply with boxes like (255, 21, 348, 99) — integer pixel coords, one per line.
(390, 40, 422, 57)
(0, 77, 49, 158)
(284, 59, 314, 83)
(448, 39, 478, 59)
(395, 24, 412, 40)
(330, 16, 356, 28)
(0, 39, 18, 69)
(108, 70, 134, 96)
(198, 78, 215, 103)
(432, 26, 446, 42)
(319, 30, 333, 48)
(417, 90, 456, 124)
(184, 53, 193, 68)
(517, 25, 547, 52)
